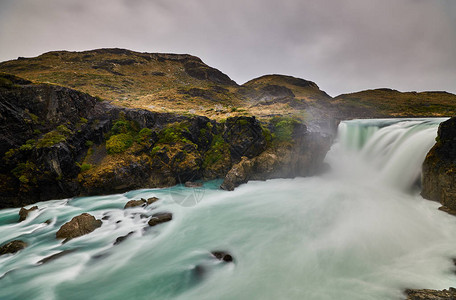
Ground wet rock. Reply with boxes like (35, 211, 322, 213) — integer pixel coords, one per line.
(124, 199, 146, 209)
(113, 231, 134, 245)
(56, 213, 102, 242)
(147, 197, 159, 205)
(438, 206, 456, 216)
(185, 181, 203, 188)
(221, 131, 332, 191)
(44, 219, 52, 225)
(37, 249, 76, 265)
(18, 206, 38, 222)
(148, 212, 173, 227)
(422, 117, 456, 210)
(405, 287, 456, 299)
(211, 251, 234, 262)
(0, 240, 27, 256)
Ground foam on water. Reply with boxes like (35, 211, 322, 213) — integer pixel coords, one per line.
(0, 118, 455, 300)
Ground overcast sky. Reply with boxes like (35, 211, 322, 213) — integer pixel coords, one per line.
(0, 0, 455, 96)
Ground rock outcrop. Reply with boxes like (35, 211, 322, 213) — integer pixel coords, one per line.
(0, 240, 27, 256)
(422, 117, 456, 210)
(56, 213, 102, 242)
(221, 120, 332, 190)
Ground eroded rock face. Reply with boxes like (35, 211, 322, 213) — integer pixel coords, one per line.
(422, 117, 456, 210)
(18, 205, 38, 222)
(221, 131, 332, 191)
(405, 288, 456, 300)
(56, 213, 102, 242)
(0, 240, 27, 256)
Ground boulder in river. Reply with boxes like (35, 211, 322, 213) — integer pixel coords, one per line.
(18, 206, 38, 222)
(148, 212, 172, 227)
(147, 197, 159, 205)
(56, 213, 102, 242)
(124, 199, 147, 209)
(211, 251, 234, 262)
(0, 240, 27, 256)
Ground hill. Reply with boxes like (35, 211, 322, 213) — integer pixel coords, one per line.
(0, 49, 335, 126)
(333, 88, 456, 118)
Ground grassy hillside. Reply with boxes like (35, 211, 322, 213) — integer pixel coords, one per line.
(334, 88, 456, 118)
(0, 49, 333, 123)
(2, 48, 455, 122)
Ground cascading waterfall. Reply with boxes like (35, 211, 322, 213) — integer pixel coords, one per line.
(329, 118, 448, 191)
(1, 118, 456, 300)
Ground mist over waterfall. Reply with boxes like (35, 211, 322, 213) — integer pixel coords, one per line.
(1, 119, 456, 300)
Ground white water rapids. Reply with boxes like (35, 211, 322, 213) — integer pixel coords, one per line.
(0, 118, 455, 300)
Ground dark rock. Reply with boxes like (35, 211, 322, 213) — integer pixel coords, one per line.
(211, 251, 234, 262)
(102, 215, 110, 220)
(37, 249, 76, 265)
(56, 213, 102, 242)
(124, 199, 146, 209)
(185, 181, 203, 188)
(438, 206, 456, 216)
(222, 116, 267, 160)
(422, 117, 456, 210)
(0, 240, 27, 256)
(404, 287, 456, 299)
(113, 231, 134, 245)
(183, 59, 237, 86)
(148, 212, 173, 227)
(18, 205, 38, 222)
(44, 219, 52, 225)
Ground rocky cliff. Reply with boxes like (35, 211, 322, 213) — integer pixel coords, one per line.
(422, 116, 456, 211)
(0, 73, 332, 208)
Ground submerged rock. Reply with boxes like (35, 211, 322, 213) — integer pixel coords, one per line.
(0, 240, 27, 256)
(18, 205, 38, 222)
(405, 287, 456, 299)
(148, 212, 172, 227)
(37, 249, 76, 265)
(211, 251, 234, 262)
(185, 181, 203, 188)
(56, 213, 102, 242)
(113, 231, 135, 245)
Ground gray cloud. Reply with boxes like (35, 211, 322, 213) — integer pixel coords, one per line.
(0, 0, 455, 96)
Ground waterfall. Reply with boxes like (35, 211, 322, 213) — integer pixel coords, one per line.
(327, 118, 448, 192)
(1, 118, 455, 300)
